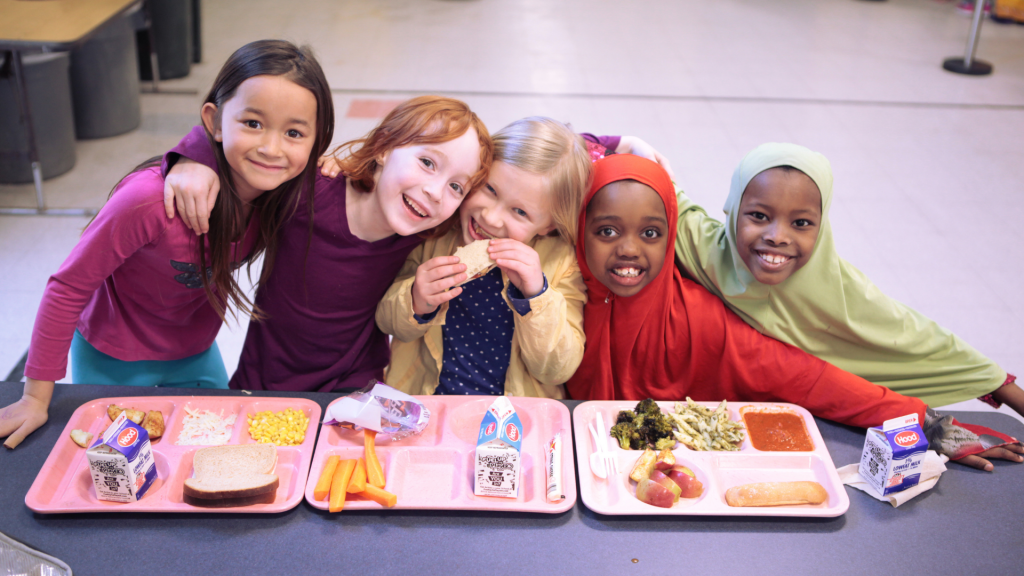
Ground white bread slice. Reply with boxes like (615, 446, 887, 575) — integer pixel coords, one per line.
(453, 239, 496, 284)
(183, 444, 279, 501)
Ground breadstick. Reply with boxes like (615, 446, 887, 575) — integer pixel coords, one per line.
(724, 481, 827, 507)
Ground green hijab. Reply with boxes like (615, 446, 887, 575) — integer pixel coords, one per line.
(674, 142, 1005, 407)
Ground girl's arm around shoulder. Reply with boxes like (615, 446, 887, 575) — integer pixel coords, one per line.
(509, 237, 586, 386)
(25, 168, 172, 382)
(674, 188, 729, 281)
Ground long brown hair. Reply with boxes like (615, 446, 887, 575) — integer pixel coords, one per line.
(330, 95, 492, 238)
(197, 40, 334, 322)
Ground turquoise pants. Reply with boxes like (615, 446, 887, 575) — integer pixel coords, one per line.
(70, 330, 229, 388)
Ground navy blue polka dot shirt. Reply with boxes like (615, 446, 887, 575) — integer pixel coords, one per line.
(415, 267, 547, 396)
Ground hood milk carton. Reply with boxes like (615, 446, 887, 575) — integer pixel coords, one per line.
(86, 411, 158, 503)
(859, 413, 928, 496)
(474, 397, 523, 498)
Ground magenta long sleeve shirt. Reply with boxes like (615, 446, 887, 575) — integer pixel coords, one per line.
(25, 167, 259, 382)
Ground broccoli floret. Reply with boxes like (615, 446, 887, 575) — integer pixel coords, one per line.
(648, 415, 674, 438)
(615, 410, 636, 425)
(654, 436, 677, 451)
(635, 398, 661, 418)
(610, 422, 642, 450)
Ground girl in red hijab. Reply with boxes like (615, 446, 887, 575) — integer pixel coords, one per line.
(567, 154, 926, 429)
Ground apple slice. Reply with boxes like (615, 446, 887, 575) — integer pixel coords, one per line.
(654, 448, 676, 471)
(628, 448, 657, 482)
(649, 470, 681, 502)
(636, 478, 677, 509)
(667, 465, 704, 498)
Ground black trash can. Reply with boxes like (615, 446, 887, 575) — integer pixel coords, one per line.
(137, 0, 193, 80)
(71, 13, 142, 139)
(0, 52, 77, 183)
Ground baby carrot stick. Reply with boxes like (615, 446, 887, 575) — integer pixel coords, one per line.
(346, 458, 367, 494)
(364, 430, 386, 489)
(328, 459, 356, 513)
(313, 455, 340, 501)
(358, 484, 397, 508)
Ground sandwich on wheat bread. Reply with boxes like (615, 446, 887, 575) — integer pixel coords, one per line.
(183, 444, 279, 507)
(453, 239, 496, 285)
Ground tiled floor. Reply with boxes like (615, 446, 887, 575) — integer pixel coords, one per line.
(1, 0, 1021, 422)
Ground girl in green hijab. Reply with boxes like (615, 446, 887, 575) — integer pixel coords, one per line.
(673, 142, 1022, 421)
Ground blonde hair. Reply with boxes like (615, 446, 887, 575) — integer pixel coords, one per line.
(492, 117, 591, 245)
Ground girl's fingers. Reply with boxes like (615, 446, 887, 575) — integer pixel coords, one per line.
(956, 454, 994, 471)
(183, 194, 200, 234)
(2, 421, 36, 450)
(424, 263, 466, 283)
(163, 180, 177, 219)
(430, 286, 463, 306)
(195, 193, 210, 236)
(977, 446, 1024, 462)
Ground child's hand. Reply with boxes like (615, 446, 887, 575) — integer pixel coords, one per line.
(1, 393, 49, 450)
(955, 443, 1024, 472)
(317, 154, 343, 179)
(488, 238, 544, 298)
(617, 136, 675, 181)
(163, 158, 219, 235)
(411, 256, 467, 316)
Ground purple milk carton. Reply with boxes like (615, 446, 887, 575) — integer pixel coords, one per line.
(474, 397, 523, 498)
(859, 413, 929, 496)
(86, 411, 158, 503)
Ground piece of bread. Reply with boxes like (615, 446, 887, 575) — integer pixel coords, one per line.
(183, 444, 279, 502)
(453, 240, 496, 284)
(724, 481, 828, 507)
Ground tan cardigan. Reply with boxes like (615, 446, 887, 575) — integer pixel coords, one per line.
(376, 230, 586, 398)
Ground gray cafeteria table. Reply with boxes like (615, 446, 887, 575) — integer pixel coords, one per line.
(2, 382, 1022, 574)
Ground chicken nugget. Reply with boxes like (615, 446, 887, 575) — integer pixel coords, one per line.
(141, 410, 165, 439)
(107, 404, 124, 421)
(70, 429, 94, 448)
(124, 408, 145, 424)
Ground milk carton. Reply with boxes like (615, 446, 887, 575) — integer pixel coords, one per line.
(474, 397, 523, 498)
(86, 411, 158, 503)
(859, 413, 928, 496)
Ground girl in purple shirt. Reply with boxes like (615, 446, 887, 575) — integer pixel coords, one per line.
(1, 40, 335, 449)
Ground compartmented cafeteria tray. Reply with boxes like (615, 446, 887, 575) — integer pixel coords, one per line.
(574, 401, 850, 517)
(304, 395, 576, 513)
(25, 396, 321, 514)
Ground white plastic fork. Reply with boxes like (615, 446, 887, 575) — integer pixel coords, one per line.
(595, 411, 619, 475)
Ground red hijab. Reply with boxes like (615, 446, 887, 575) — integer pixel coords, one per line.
(567, 154, 827, 403)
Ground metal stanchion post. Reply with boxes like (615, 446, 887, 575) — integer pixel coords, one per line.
(943, 0, 993, 75)
(10, 51, 46, 213)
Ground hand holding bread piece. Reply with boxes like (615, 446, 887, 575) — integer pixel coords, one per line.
(724, 481, 827, 507)
(183, 444, 278, 507)
(453, 240, 496, 283)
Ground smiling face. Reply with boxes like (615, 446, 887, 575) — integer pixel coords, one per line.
(374, 127, 482, 237)
(459, 160, 556, 245)
(735, 167, 822, 285)
(584, 180, 669, 298)
(202, 75, 317, 202)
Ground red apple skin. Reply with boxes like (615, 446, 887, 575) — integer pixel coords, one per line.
(636, 478, 677, 508)
(649, 470, 681, 502)
(667, 466, 704, 498)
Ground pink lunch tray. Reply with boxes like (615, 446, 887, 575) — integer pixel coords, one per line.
(304, 396, 576, 513)
(574, 401, 850, 517)
(25, 396, 322, 514)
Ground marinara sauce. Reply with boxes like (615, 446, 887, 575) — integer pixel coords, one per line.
(742, 411, 814, 452)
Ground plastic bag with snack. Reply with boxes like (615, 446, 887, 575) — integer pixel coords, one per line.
(322, 381, 430, 441)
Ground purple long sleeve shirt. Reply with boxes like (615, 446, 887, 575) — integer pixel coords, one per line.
(26, 167, 259, 382)
(164, 126, 422, 392)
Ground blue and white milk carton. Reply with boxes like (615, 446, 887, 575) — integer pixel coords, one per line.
(474, 397, 523, 498)
(86, 411, 158, 503)
(859, 413, 928, 496)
